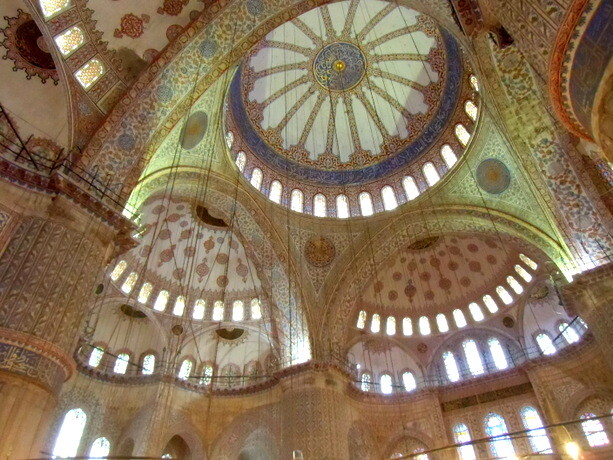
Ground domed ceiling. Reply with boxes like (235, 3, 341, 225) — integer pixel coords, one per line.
(225, 0, 477, 216)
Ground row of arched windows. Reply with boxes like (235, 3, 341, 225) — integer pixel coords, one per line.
(87, 347, 156, 376)
(360, 370, 417, 394)
(442, 337, 510, 383)
(52, 408, 109, 458)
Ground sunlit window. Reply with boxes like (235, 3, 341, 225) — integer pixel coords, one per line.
(453, 423, 476, 460)
(519, 253, 538, 270)
(178, 359, 192, 380)
(88, 346, 104, 367)
(235, 151, 246, 172)
(153, 290, 169, 311)
(110, 260, 127, 281)
(536, 333, 556, 355)
(52, 408, 87, 457)
(359, 192, 374, 216)
(468, 302, 484, 322)
(193, 299, 205, 320)
(423, 162, 440, 186)
(89, 437, 111, 458)
(558, 322, 580, 344)
(386, 316, 396, 335)
(313, 193, 327, 217)
(441, 144, 457, 168)
(381, 186, 398, 211)
(436, 313, 449, 333)
(380, 374, 393, 394)
(402, 176, 420, 200)
(290, 189, 304, 212)
(443, 351, 460, 382)
(269, 180, 282, 204)
(418, 316, 431, 335)
(514, 264, 533, 282)
(485, 413, 515, 459)
(121, 272, 138, 294)
(137, 282, 153, 304)
(336, 194, 350, 218)
(470, 74, 480, 92)
(455, 124, 471, 147)
(463, 339, 485, 376)
(55, 25, 85, 57)
(225, 131, 234, 148)
(402, 317, 413, 336)
(232, 300, 244, 321)
(361, 372, 372, 392)
(521, 407, 552, 454)
(581, 413, 610, 447)
(413, 448, 429, 460)
(357, 310, 367, 329)
(402, 371, 417, 392)
(173, 295, 186, 316)
(200, 364, 214, 385)
(465, 100, 478, 122)
(250, 168, 263, 189)
(212, 301, 224, 321)
(75, 58, 105, 89)
(488, 337, 508, 370)
(114, 353, 130, 374)
(453, 309, 467, 328)
(41, 0, 71, 19)
(251, 298, 262, 320)
(482, 294, 498, 313)
(496, 286, 513, 305)
(142, 354, 155, 375)
(370, 313, 381, 333)
(507, 275, 523, 294)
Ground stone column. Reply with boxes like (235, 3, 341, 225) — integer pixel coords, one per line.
(0, 180, 129, 459)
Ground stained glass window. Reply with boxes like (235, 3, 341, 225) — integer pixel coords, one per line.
(313, 193, 327, 217)
(463, 339, 484, 376)
(89, 437, 111, 458)
(359, 192, 374, 216)
(386, 316, 396, 335)
(200, 364, 214, 385)
(110, 260, 127, 281)
(559, 322, 579, 344)
(235, 151, 246, 172)
(142, 354, 155, 375)
(455, 124, 471, 147)
(88, 346, 104, 367)
(357, 310, 367, 329)
(193, 299, 205, 320)
(336, 194, 349, 218)
(496, 286, 513, 305)
(153, 290, 169, 311)
(465, 100, 478, 121)
(402, 176, 420, 200)
(581, 413, 610, 447)
(225, 131, 234, 148)
(436, 313, 449, 333)
(468, 302, 484, 322)
(514, 264, 533, 282)
(469, 74, 480, 92)
(402, 371, 417, 392)
(269, 180, 282, 204)
(381, 186, 398, 211)
(536, 333, 556, 355)
(441, 144, 457, 168)
(290, 189, 304, 212)
(519, 253, 538, 270)
(402, 317, 413, 336)
(453, 309, 467, 328)
(250, 168, 263, 189)
(55, 25, 85, 56)
(423, 162, 440, 186)
(41, 0, 71, 19)
(121, 272, 138, 293)
(488, 337, 508, 370)
(485, 413, 515, 459)
(137, 282, 152, 304)
(114, 353, 130, 374)
(453, 423, 476, 460)
(75, 58, 105, 89)
(251, 298, 262, 320)
(232, 300, 244, 321)
(172, 296, 185, 316)
(370, 313, 380, 333)
(418, 316, 431, 335)
(212, 301, 224, 321)
(361, 372, 371, 392)
(413, 448, 429, 460)
(443, 351, 460, 382)
(380, 374, 393, 394)
(521, 407, 552, 454)
(507, 275, 523, 294)
(52, 408, 87, 457)
(178, 359, 192, 380)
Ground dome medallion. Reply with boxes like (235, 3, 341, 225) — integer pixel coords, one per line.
(314, 42, 366, 91)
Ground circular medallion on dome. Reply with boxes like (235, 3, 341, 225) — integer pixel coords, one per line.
(314, 42, 366, 91)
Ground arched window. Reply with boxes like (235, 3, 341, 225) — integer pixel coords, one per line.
(441, 144, 457, 168)
(153, 290, 169, 311)
(453, 423, 477, 460)
(402, 371, 417, 392)
(413, 448, 429, 460)
(464, 100, 478, 121)
(507, 275, 523, 294)
(90, 437, 111, 458)
(559, 322, 580, 344)
(423, 162, 440, 186)
(514, 264, 533, 282)
(232, 300, 244, 321)
(361, 372, 372, 392)
(483, 294, 498, 313)
(453, 309, 467, 328)
(200, 364, 214, 386)
(488, 337, 508, 370)
(381, 186, 398, 211)
(484, 413, 515, 459)
(212, 301, 224, 321)
(581, 413, 610, 447)
(142, 354, 155, 375)
(380, 374, 393, 394)
(469, 74, 480, 92)
(468, 302, 484, 322)
(418, 316, 431, 335)
(173, 295, 186, 316)
(336, 194, 350, 218)
(521, 407, 552, 454)
(357, 310, 367, 329)
(370, 313, 381, 333)
(455, 124, 471, 147)
(137, 282, 153, 304)
(402, 317, 413, 336)
(463, 339, 485, 376)
(235, 151, 246, 172)
(402, 176, 421, 200)
(225, 131, 234, 148)
(436, 313, 449, 333)
(386, 316, 396, 335)
(251, 298, 262, 320)
(88, 346, 104, 367)
(192, 299, 205, 320)
(443, 351, 460, 382)
(75, 57, 105, 89)
(178, 359, 192, 380)
(359, 192, 374, 216)
(269, 180, 282, 204)
(114, 353, 130, 374)
(290, 189, 304, 212)
(313, 193, 327, 217)
(52, 408, 87, 457)
(55, 25, 85, 56)
(249, 168, 263, 189)
(41, 0, 71, 19)
(536, 333, 556, 355)
(120, 272, 138, 293)
(496, 286, 513, 305)
(519, 253, 538, 270)
(110, 260, 127, 281)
